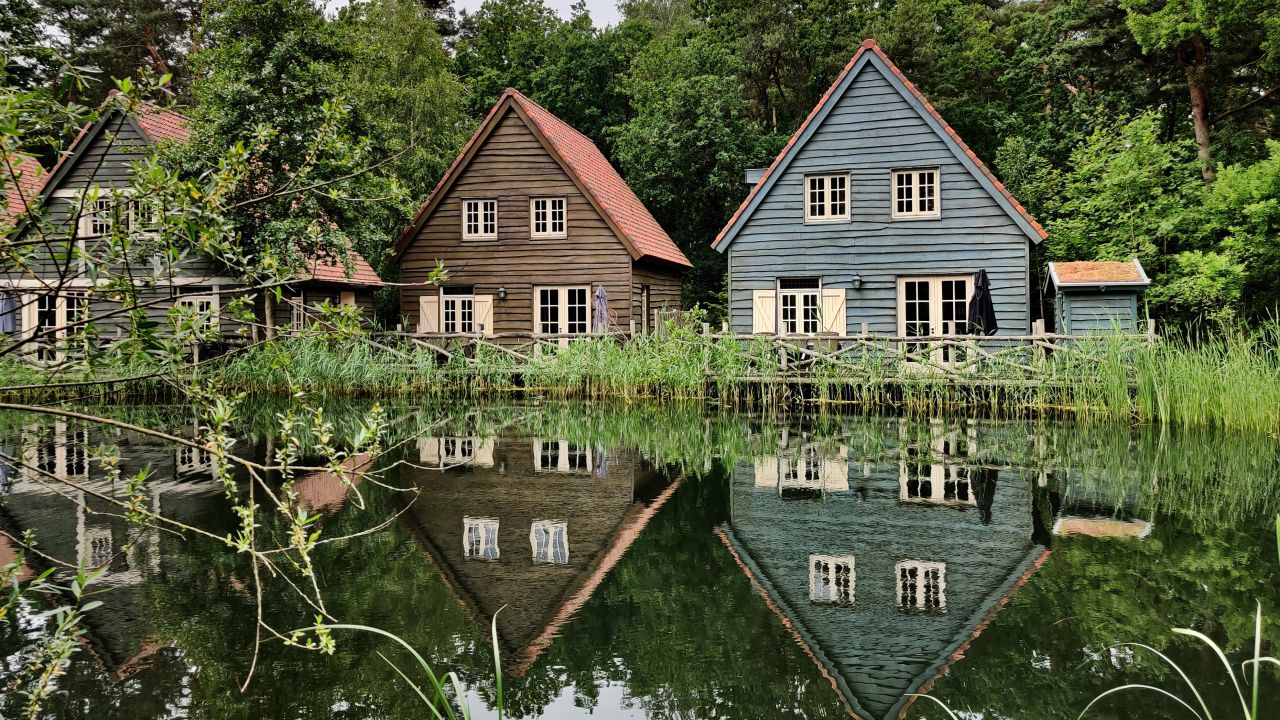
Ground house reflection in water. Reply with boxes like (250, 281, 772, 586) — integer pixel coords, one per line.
(720, 421, 1049, 720)
(0, 421, 223, 679)
(398, 432, 678, 674)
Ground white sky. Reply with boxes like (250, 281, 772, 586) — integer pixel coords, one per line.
(452, 0, 623, 27)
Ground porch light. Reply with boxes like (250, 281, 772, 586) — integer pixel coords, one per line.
(498, 286, 506, 300)
(851, 274, 862, 290)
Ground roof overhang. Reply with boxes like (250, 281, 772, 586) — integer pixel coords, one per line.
(1048, 258, 1150, 290)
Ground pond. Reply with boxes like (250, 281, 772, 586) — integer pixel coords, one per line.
(1, 400, 1277, 719)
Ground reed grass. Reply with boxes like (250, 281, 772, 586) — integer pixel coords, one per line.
(209, 322, 1280, 431)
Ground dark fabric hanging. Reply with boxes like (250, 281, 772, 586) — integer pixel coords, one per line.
(0, 293, 15, 333)
(967, 269, 998, 335)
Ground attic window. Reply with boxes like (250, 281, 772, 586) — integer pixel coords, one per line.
(896, 560, 946, 610)
(530, 520, 568, 565)
(804, 174, 849, 222)
(464, 516, 499, 560)
(463, 199, 497, 239)
(809, 554, 854, 605)
(892, 169, 939, 218)
(531, 197, 566, 238)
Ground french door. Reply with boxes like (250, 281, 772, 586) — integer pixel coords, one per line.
(898, 276, 970, 366)
(535, 286, 590, 336)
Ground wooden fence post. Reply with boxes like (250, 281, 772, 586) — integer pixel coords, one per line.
(1146, 318, 1157, 343)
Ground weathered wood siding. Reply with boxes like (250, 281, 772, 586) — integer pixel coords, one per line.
(263, 284, 378, 331)
(726, 62, 1031, 335)
(61, 114, 150, 188)
(1056, 291, 1141, 335)
(396, 436, 662, 656)
(631, 261, 683, 332)
(398, 107, 681, 334)
(725, 424, 1040, 719)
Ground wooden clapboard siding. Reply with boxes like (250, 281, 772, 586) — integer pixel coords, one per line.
(725, 56, 1032, 335)
(263, 283, 378, 330)
(1057, 291, 1141, 335)
(631, 261, 682, 332)
(398, 106, 682, 334)
(60, 114, 151, 188)
(724, 428, 1040, 719)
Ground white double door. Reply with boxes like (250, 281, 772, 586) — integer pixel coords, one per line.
(897, 276, 971, 365)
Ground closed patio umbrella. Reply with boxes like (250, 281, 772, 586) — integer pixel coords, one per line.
(0, 293, 15, 334)
(593, 285, 609, 334)
(967, 269, 998, 335)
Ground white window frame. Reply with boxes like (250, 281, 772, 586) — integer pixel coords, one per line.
(891, 168, 940, 219)
(463, 516, 500, 561)
(899, 421, 979, 505)
(533, 439, 593, 473)
(804, 174, 849, 222)
(897, 275, 971, 365)
(777, 278, 821, 336)
(530, 197, 566, 238)
(896, 560, 946, 611)
(175, 294, 220, 335)
(442, 290, 475, 334)
(26, 420, 89, 482)
(78, 189, 162, 238)
(28, 291, 91, 362)
(534, 286, 591, 336)
(462, 198, 498, 240)
(530, 520, 569, 565)
(441, 437, 475, 465)
(809, 554, 855, 605)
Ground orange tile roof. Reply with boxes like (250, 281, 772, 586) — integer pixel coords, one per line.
(1050, 260, 1148, 286)
(713, 39, 1047, 250)
(393, 89, 691, 268)
(132, 99, 191, 144)
(305, 249, 383, 287)
(1, 155, 45, 223)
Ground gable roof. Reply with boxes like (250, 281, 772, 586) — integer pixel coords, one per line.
(713, 39, 1047, 253)
(1, 155, 45, 223)
(392, 88, 691, 268)
(1049, 259, 1149, 288)
(303, 249, 384, 287)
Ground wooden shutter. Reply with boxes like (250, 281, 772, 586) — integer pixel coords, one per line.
(821, 445, 850, 492)
(418, 294, 440, 333)
(474, 438, 495, 467)
(418, 437, 440, 466)
(754, 455, 780, 488)
(339, 291, 356, 306)
(474, 295, 494, 336)
(20, 293, 37, 341)
(821, 289, 846, 335)
(751, 291, 776, 334)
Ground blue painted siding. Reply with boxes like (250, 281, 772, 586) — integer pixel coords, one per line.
(726, 62, 1031, 335)
(1057, 291, 1142, 334)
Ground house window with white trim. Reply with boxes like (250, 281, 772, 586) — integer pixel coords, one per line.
(88, 196, 114, 236)
(30, 291, 90, 362)
(896, 560, 946, 610)
(442, 286, 475, 334)
(462, 199, 497, 239)
(534, 439, 593, 473)
(809, 554, 854, 605)
(531, 197, 566, 238)
(535, 286, 589, 335)
(464, 517, 499, 560)
(175, 295, 219, 334)
(778, 278, 821, 335)
(892, 168, 940, 218)
(442, 437, 475, 464)
(177, 444, 210, 475)
(804, 174, 849, 221)
(530, 520, 568, 564)
(898, 276, 969, 361)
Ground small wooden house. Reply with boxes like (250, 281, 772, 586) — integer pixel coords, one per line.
(1047, 259, 1150, 335)
(1, 98, 383, 358)
(712, 40, 1046, 338)
(392, 89, 690, 338)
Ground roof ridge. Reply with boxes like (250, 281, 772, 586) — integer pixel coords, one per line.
(506, 89, 603, 151)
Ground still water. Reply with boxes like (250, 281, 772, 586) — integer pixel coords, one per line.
(1, 400, 1277, 719)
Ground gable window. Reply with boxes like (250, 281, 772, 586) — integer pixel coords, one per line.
(88, 196, 114, 236)
(534, 439, 593, 473)
(442, 286, 475, 334)
(804, 174, 849, 222)
(464, 516, 500, 560)
(896, 560, 946, 610)
(530, 197, 566, 238)
(809, 554, 854, 605)
(778, 278, 821, 335)
(535, 286, 590, 336)
(892, 168, 940, 218)
(530, 520, 569, 564)
(462, 199, 497, 239)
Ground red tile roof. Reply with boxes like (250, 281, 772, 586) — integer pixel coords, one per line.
(305, 249, 384, 287)
(1, 155, 45, 223)
(393, 89, 691, 268)
(713, 39, 1048, 250)
(132, 99, 191, 144)
(1049, 259, 1149, 286)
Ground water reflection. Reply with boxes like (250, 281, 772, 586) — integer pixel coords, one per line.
(0, 402, 1275, 720)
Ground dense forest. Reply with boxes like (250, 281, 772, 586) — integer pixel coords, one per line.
(4, 0, 1280, 329)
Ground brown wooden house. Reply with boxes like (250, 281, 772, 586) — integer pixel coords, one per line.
(391, 89, 690, 338)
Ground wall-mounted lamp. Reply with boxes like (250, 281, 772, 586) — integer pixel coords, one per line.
(851, 274, 862, 290)
(497, 286, 507, 300)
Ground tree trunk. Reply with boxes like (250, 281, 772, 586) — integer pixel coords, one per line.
(1183, 35, 1214, 182)
(264, 290, 276, 341)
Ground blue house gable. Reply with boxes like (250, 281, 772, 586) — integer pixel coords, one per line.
(713, 40, 1047, 337)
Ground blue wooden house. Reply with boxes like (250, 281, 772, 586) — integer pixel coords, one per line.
(1048, 259, 1151, 335)
(713, 40, 1047, 338)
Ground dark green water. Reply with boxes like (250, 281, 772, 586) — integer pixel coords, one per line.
(1, 400, 1277, 719)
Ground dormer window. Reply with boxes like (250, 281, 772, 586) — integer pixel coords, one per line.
(462, 199, 497, 239)
(896, 560, 946, 610)
(809, 554, 854, 605)
(464, 516, 500, 560)
(804, 174, 848, 222)
(530, 197, 566, 238)
(892, 169, 939, 218)
(530, 520, 568, 564)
